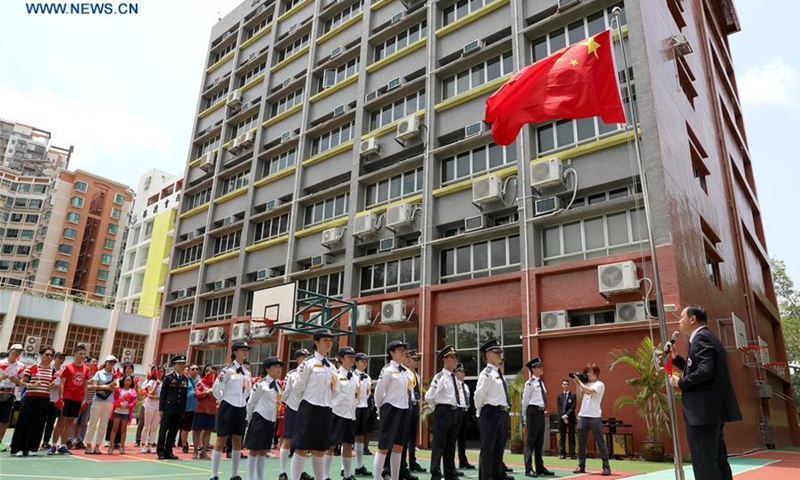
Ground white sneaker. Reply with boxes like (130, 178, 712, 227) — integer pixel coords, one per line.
(14, 451, 23, 457)
(266, 452, 276, 458)
(148, 446, 155, 454)
(27, 451, 38, 456)
(140, 446, 148, 454)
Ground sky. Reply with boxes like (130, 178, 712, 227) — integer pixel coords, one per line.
(0, 0, 798, 283)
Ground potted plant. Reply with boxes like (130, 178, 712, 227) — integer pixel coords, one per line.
(507, 372, 526, 454)
(609, 336, 679, 462)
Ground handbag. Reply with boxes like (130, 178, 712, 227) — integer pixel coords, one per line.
(95, 380, 114, 400)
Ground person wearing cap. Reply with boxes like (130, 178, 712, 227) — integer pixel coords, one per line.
(157, 355, 188, 460)
(84, 354, 119, 454)
(245, 356, 284, 480)
(474, 339, 512, 480)
(291, 329, 338, 480)
(373, 340, 411, 480)
(404, 349, 424, 475)
(279, 347, 312, 480)
(521, 358, 554, 477)
(353, 352, 372, 476)
(0, 343, 25, 453)
(10, 345, 56, 456)
(210, 341, 252, 480)
(425, 346, 461, 480)
(326, 346, 358, 480)
(453, 363, 473, 470)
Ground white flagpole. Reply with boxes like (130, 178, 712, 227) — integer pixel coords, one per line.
(611, 8, 685, 480)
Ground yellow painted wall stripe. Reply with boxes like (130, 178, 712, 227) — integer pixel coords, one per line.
(198, 100, 225, 119)
(262, 102, 304, 127)
(206, 51, 235, 73)
(179, 202, 210, 219)
(170, 262, 201, 275)
(436, 0, 509, 38)
(214, 185, 249, 204)
(434, 73, 512, 113)
(278, 0, 313, 23)
(366, 38, 426, 73)
(271, 45, 310, 73)
(370, 0, 392, 11)
(205, 249, 241, 265)
(302, 141, 354, 167)
(361, 110, 425, 140)
(317, 13, 363, 45)
(139, 209, 174, 317)
(253, 165, 297, 188)
(309, 74, 359, 103)
(241, 73, 266, 92)
(356, 194, 423, 218)
(240, 25, 272, 50)
(433, 165, 518, 198)
(245, 234, 290, 253)
(294, 216, 348, 238)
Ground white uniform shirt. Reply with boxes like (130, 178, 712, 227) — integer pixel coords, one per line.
(424, 368, 460, 408)
(332, 366, 358, 420)
(474, 364, 509, 414)
(0, 358, 25, 390)
(50, 365, 64, 402)
(218, 360, 252, 408)
(459, 382, 470, 409)
(374, 360, 410, 410)
(283, 369, 302, 411)
(295, 351, 336, 407)
(577, 380, 605, 418)
(247, 375, 281, 422)
(522, 375, 546, 408)
(355, 369, 371, 409)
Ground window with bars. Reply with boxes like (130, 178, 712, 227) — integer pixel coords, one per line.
(246, 16, 273, 40)
(65, 325, 104, 358)
(443, 52, 513, 100)
(321, 58, 359, 90)
(323, 0, 364, 33)
(272, 89, 304, 116)
(179, 244, 203, 266)
(206, 87, 230, 109)
(370, 91, 425, 130)
(9, 317, 58, 352)
(441, 141, 517, 185)
(440, 235, 521, 283)
(221, 170, 250, 195)
(212, 42, 235, 64)
(260, 148, 297, 177)
(169, 304, 195, 327)
(310, 122, 355, 156)
(213, 230, 242, 255)
(360, 255, 421, 295)
(186, 189, 212, 210)
(204, 295, 235, 322)
(365, 167, 423, 208)
(442, 0, 498, 26)
(254, 213, 290, 243)
(241, 62, 268, 87)
(277, 34, 310, 63)
(298, 271, 344, 298)
(197, 136, 221, 157)
(357, 329, 418, 379)
(111, 332, 146, 364)
(303, 192, 349, 227)
(436, 318, 522, 377)
(375, 21, 427, 61)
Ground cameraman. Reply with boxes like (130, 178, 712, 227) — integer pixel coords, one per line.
(571, 364, 611, 477)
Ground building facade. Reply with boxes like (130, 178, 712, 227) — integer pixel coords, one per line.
(0, 120, 71, 176)
(116, 169, 182, 317)
(156, 0, 798, 454)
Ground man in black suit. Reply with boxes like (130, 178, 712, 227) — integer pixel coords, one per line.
(668, 305, 742, 480)
(157, 355, 189, 460)
(556, 379, 576, 460)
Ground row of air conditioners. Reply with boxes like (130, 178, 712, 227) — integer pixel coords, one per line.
(229, 129, 255, 154)
(350, 202, 416, 241)
(359, 116, 422, 157)
(355, 299, 409, 326)
(213, 279, 234, 291)
(540, 301, 648, 330)
(256, 268, 280, 281)
(199, 151, 217, 172)
(471, 158, 567, 207)
(189, 327, 227, 346)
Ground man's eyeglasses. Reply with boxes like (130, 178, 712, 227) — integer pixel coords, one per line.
(43, 353, 53, 357)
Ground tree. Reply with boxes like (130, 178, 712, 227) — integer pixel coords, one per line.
(772, 258, 800, 362)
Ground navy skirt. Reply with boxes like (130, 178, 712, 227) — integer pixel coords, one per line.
(244, 413, 276, 451)
(292, 400, 332, 451)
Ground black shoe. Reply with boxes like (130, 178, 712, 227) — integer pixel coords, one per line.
(157, 455, 166, 460)
(500, 475, 515, 480)
(455, 471, 464, 477)
(355, 466, 372, 476)
(525, 471, 538, 478)
(572, 467, 585, 474)
(570, 455, 577, 460)
(535, 470, 554, 477)
(558, 455, 566, 460)
(231, 476, 243, 480)
(381, 473, 390, 480)
(601, 468, 612, 476)
(183, 445, 189, 454)
(459, 464, 475, 470)
(409, 463, 426, 473)
(279, 474, 288, 480)
(400, 472, 418, 480)
(167, 454, 180, 460)
(502, 465, 512, 473)
(211, 477, 219, 480)
(302, 472, 314, 480)
(364, 448, 373, 456)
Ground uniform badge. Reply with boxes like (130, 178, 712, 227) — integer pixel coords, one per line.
(687, 358, 693, 367)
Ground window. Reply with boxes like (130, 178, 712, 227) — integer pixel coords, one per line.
(212, 41, 235, 64)
(98, 269, 109, 281)
(440, 235, 521, 283)
(536, 116, 622, 155)
(442, 52, 513, 100)
(21, 230, 35, 240)
(169, 304, 195, 327)
(320, 58, 359, 90)
(246, 15, 273, 40)
(67, 212, 80, 223)
(204, 295, 234, 322)
(283, 0, 302, 12)
(323, 0, 364, 33)
(261, 148, 297, 177)
(15, 183, 31, 193)
(298, 272, 344, 298)
(206, 87, 230, 108)
(370, 90, 425, 130)
(51, 277, 67, 287)
(569, 310, 616, 328)
(272, 89, 304, 116)
(0, 261, 8, 271)
(186, 189, 212, 210)
(234, 114, 258, 138)
(10, 213, 23, 223)
(542, 208, 647, 265)
(253, 213, 290, 243)
(531, 4, 625, 62)
(29, 199, 43, 209)
(58, 244, 73, 255)
(701, 217, 722, 288)
(25, 214, 38, 223)
(365, 167, 423, 208)
(277, 34, 310, 63)
(359, 329, 418, 378)
(221, 170, 250, 195)
(690, 129, 710, 194)
(241, 62, 267, 87)
(1, 245, 12, 255)
(33, 184, 47, 194)
(94, 286, 106, 295)
(74, 181, 88, 192)
(114, 192, 125, 204)
(144, 221, 154, 237)
(441, 141, 517, 184)
(310, 122, 355, 156)
(100, 254, 112, 265)
(375, 21, 427, 61)
(55, 260, 70, 272)
(197, 136, 221, 157)
(63, 228, 77, 239)
(111, 208, 122, 219)
(107, 223, 119, 235)
(360, 255, 421, 295)
(12, 261, 27, 271)
(442, 0, 498, 26)
(213, 230, 242, 255)
(436, 318, 523, 377)
(104, 239, 115, 250)
(303, 193, 349, 227)
(71, 196, 84, 207)
(16, 246, 31, 256)
(179, 244, 203, 266)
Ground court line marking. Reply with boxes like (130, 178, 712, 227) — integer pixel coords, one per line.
(0, 474, 206, 480)
(119, 454, 213, 473)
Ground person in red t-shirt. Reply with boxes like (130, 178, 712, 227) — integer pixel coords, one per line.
(48, 344, 90, 455)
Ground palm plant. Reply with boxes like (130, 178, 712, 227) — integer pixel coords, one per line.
(507, 372, 526, 442)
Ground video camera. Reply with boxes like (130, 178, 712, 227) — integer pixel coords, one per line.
(568, 371, 589, 383)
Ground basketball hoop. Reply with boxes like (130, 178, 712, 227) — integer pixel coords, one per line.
(739, 345, 766, 354)
(250, 317, 276, 329)
(739, 345, 767, 368)
(763, 362, 790, 382)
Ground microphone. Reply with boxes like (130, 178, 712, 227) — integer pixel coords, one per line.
(664, 331, 680, 356)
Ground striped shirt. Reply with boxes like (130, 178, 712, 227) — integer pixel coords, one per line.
(24, 364, 54, 397)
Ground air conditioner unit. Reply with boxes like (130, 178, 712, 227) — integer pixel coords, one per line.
(121, 348, 134, 363)
(280, 131, 293, 143)
(222, 31, 231, 40)
(214, 77, 220, 85)
(463, 39, 484, 55)
(221, 216, 234, 226)
(391, 12, 405, 24)
(321, 226, 345, 247)
(213, 279, 232, 291)
(251, 327, 272, 339)
(540, 310, 569, 330)
(464, 214, 492, 232)
(386, 203, 413, 229)
(557, 0, 581, 11)
(229, 137, 243, 154)
(330, 45, 343, 58)
(472, 175, 504, 205)
(256, 268, 277, 281)
(266, 198, 284, 210)
(365, 90, 379, 103)
(256, 4, 265, 14)
(242, 129, 256, 147)
(24, 335, 41, 355)
(241, 101, 251, 110)
(283, 78, 292, 88)
(176, 289, 188, 299)
(598, 261, 640, 295)
(381, 299, 407, 323)
(386, 77, 402, 91)
(199, 151, 216, 172)
(616, 301, 647, 323)
(227, 90, 243, 108)
(671, 34, 693, 57)
(189, 330, 206, 346)
(232, 323, 250, 341)
(186, 230, 200, 241)
(206, 327, 225, 344)
(534, 196, 563, 216)
(332, 104, 346, 117)
(356, 305, 373, 327)
(530, 158, 563, 189)
(464, 122, 484, 138)
(311, 254, 334, 267)
(353, 213, 378, 238)
(379, 237, 405, 252)
(396, 115, 420, 142)
(360, 137, 380, 156)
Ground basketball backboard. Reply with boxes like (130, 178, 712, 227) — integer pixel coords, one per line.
(252, 282, 297, 325)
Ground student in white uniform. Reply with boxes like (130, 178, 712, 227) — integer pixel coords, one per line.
(372, 340, 410, 480)
(326, 347, 358, 480)
(474, 339, 511, 480)
(210, 341, 252, 480)
(521, 357, 554, 478)
(353, 352, 372, 476)
(245, 357, 284, 480)
(425, 345, 461, 480)
(454, 363, 474, 470)
(279, 348, 312, 480)
(291, 329, 337, 480)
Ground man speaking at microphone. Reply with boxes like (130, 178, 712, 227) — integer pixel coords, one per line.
(667, 305, 741, 480)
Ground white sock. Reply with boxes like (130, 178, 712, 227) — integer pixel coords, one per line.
(390, 452, 402, 480)
(247, 455, 258, 480)
(257, 455, 266, 480)
(280, 448, 291, 474)
(324, 454, 333, 479)
(211, 449, 223, 478)
(374, 453, 386, 480)
(343, 455, 353, 478)
(355, 443, 363, 468)
(312, 455, 325, 480)
(232, 450, 242, 477)
(291, 452, 305, 480)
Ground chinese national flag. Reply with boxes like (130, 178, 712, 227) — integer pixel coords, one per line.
(485, 29, 626, 146)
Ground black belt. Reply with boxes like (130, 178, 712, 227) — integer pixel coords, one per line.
(484, 405, 509, 411)
(436, 404, 458, 411)
(527, 405, 545, 412)
(460, 408, 468, 412)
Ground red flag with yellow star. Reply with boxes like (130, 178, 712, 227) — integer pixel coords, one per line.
(485, 29, 626, 146)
